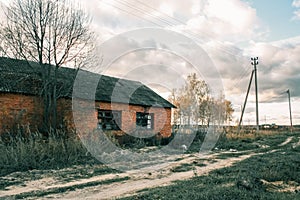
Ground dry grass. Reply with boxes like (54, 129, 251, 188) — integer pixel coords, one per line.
(0, 129, 98, 176)
(222, 125, 296, 140)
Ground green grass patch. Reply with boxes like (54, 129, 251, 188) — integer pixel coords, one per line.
(0, 179, 22, 190)
(216, 152, 248, 159)
(52, 164, 117, 183)
(119, 134, 300, 200)
(170, 159, 207, 173)
(171, 163, 195, 173)
(193, 160, 207, 167)
(212, 131, 298, 153)
(174, 157, 185, 162)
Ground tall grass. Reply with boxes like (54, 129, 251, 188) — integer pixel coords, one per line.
(0, 129, 175, 176)
(0, 130, 97, 176)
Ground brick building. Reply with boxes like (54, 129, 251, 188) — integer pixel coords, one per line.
(0, 57, 175, 138)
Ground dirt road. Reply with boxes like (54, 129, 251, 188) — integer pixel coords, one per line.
(1, 135, 297, 199)
(56, 153, 254, 200)
(0, 150, 254, 200)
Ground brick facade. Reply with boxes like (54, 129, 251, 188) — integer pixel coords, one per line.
(0, 93, 43, 133)
(95, 101, 172, 137)
(0, 93, 172, 138)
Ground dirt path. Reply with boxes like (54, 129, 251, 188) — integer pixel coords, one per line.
(292, 137, 300, 148)
(0, 151, 254, 200)
(1, 135, 296, 199)
(61, 154, 254, 200)
(0, 173, 129, 198)
(278, 136, 293, 146)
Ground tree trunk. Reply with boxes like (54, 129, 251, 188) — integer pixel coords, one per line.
(52, 66, 58, 132)
(42, 64, 52, 133)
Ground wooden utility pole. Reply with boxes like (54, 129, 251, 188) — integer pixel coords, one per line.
(238, 70, 254, 132)
(251, 57, 259, 132)
(287, 89, 293, 133)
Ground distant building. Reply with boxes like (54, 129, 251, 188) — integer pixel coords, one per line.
(0, 57, 175, 138)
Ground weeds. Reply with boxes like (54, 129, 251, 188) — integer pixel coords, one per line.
(0, 130, 98, 176)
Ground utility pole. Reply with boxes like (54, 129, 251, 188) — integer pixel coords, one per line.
(251, 57, 259, 132)
(238, 70, 254, 132)
(287, 89, 293, 133)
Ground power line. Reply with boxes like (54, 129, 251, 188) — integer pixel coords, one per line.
(134, 0, 186, 25)
(100, 2, 293, 128)
(100, 0, 253, 87)
(132, 0, 253, 60)
(114, 0, 177, 27)
(103, 0, 251, 61)
(99, 0, 256, 101)
(133, 0, 241, 53)
(225, 64, 253, 93)
(99, 1, 163, 27)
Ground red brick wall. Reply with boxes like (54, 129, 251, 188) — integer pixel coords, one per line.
(72, 98, 98, 135)
(0, 93, 172, 138)
(0, 93, 78, 133)
(57, 98, 77, 131)
(96, 102, 172, 137)
(0, 93, 43, 133)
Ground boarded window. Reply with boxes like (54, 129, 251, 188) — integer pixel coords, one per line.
(136, 112, 153, 130)
(98, 110, 121, 130)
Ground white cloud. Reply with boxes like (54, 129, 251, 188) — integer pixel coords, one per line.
(159, 3, 174, 17)
(84, 0, 263, 44)
(204, 0, 257, 33)
(292, 0, 300, 7)
(0, 0, 9, 6)
(292, 0, 300, 20)
(175, 0, 263, 43)
(0, 1, 7, 22)
(200, 33, 300, 125)
(293, 10, 300, 20)
(85, 0, 265, 99)
(1, 0, 299, 125)
(84, 0, 300, 100)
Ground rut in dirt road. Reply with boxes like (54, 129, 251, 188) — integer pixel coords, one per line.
(43, 152, 255, 200)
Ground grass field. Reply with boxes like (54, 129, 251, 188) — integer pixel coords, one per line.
(0, 129, 299, 199)
(120, 131, 300, 200)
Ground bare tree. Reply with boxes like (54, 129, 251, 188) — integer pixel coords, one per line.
(0, 0, 95, 131)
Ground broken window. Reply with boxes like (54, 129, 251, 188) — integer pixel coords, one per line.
(136, 112, 153, 130)
(98, 110, 121, 130)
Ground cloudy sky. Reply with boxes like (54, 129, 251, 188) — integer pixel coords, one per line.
(1, 0, 300, 125)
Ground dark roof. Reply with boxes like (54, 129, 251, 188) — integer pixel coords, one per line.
(0, 57, 175, 108)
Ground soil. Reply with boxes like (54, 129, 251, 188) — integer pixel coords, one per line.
(0, 136, 298, 200)
(0, 151, 256, 199)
